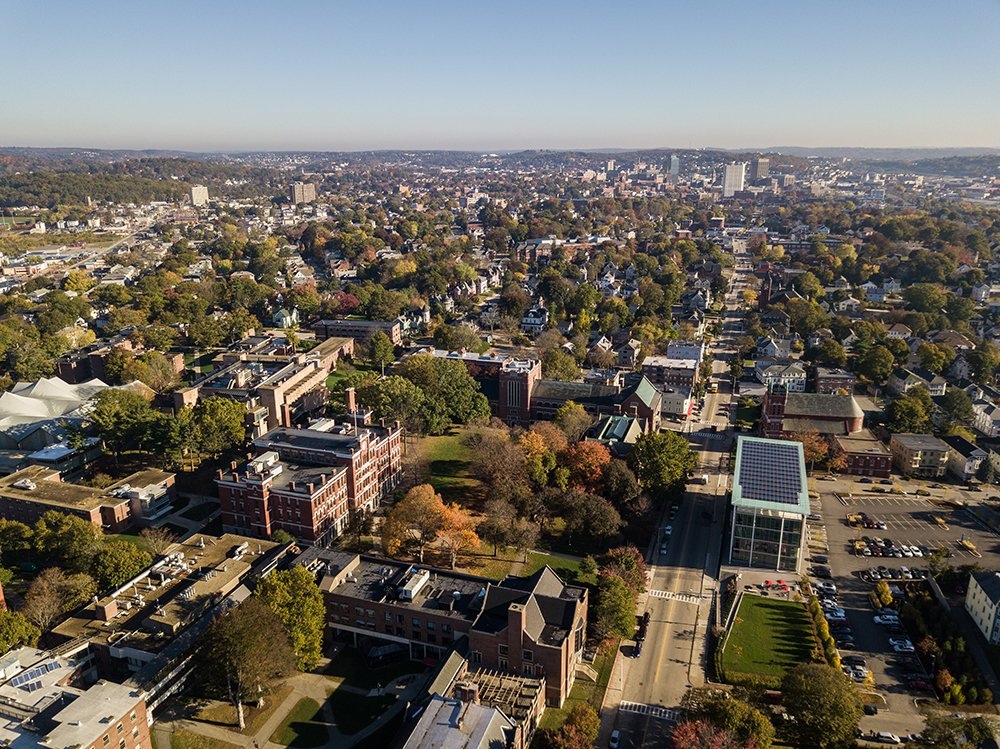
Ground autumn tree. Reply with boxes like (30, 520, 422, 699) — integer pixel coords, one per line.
(792, 431, 828, 471)
(256, 565, 325, 670)
(140, 527, 176, 555)
(554, 400, 593, 441)
(21, 568, 97, 630)
(199, 597, 295, 730)
(561, 441, 612, 492)
(367, 330, 395, 375)
(382, 484, 445, 562)
(601, 546, 648, 594)
(593, 573, 635, 641)
(33, 511, 102, 572)
(561, 492, 622, 545)
(438, 503, 480, 568)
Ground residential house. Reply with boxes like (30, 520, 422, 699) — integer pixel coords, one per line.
(520, 307, 549, 336)
(888, 367, 947, 397)
(966, 572, 1000, 645)
(272, 307, 299, 328)
(755, 362, 807, 392)
(887, 323, 912, 340)
(942, 434, 987, 482)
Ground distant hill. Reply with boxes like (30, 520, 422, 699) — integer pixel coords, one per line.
(764, 146, 1000, 161)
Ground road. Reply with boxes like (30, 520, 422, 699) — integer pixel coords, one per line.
(600, 240, 753, 747)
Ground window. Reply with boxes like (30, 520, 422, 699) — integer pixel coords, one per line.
(471, 651, 481, 664)
(442, 623, 451, 633)
(524, 663, 534, 676)
(117, 724, 124, 734)
(426, 620, 435, 631)
(522, 649, 533, 662)
(396, 614, 404, 624)
(103, 737, 110, 747)
(132, 727, 140, 738)
(498, 644, 508, 656)
(385, 612, 392, 623)
(498, 657, 508, 670)
(130, 712, 137, 722)
(119, 740, 126, 749)
(412, 618, 421, 628)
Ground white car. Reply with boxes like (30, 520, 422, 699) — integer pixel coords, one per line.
(825, 608, 847, 618)
(662, 525, 673, 537)
(909, 545, 923, 557)
(901, 546, 914, 558)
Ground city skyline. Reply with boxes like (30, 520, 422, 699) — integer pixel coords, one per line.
(2, 0, 998, 152)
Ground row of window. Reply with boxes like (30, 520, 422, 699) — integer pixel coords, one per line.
(497, 644, 533, 661)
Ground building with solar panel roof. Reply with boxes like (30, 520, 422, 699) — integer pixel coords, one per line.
(728, 436, 809, 572)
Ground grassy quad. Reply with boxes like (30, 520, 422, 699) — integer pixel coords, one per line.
(721, 595, 817, 685)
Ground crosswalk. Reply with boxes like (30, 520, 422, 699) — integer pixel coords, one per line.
(618, 701, 680, 723)
(647, 589, 705, 604)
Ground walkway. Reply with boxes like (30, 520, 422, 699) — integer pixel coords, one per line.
(153, 665, 429, 749)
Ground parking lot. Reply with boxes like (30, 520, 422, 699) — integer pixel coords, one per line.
(807, 477, 1000, 737)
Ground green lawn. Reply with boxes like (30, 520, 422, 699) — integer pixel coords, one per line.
(522, 551, 598, 587)
(328, 691, 396, 735)
(169, 730, 241, 749)
(415, 429, 483, 503)
(721, 595, 816, 685)
(269, 698, 329, 748)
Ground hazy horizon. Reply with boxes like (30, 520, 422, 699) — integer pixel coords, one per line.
(3, 0, 998, 152)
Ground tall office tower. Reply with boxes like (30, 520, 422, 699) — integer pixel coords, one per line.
(723, 162, 746, 197)
(190, 185, 209, 206)
(289, 181, 317, 204)
(752, 157, 770, 180)
(669, 154, 680, 176)
(606, 159, 616, 172)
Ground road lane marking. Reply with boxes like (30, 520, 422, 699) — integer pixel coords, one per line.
(648, 589, 706, 604)
(619, 701, 680, 723)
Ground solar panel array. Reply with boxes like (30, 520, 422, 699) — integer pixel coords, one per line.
(10, 661, 59, 688)
(737, 440, 803, 505)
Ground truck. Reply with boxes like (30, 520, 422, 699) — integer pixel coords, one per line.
(691, 473, 710, 485)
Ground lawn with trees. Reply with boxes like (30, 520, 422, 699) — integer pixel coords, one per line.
(720, 596, 817, 687)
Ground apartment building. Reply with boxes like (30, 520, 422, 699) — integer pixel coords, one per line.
(889, 433, 950, 478)
(312, 318, 403, 346)
(966, 571, 1000, 645)
(641, 356, 699, 388)
(833, 430, 892, 478)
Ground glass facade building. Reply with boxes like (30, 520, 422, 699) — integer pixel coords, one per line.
(728, 437, 809, 573)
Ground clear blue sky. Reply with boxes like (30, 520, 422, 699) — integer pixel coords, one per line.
(3, 0, 998, 151)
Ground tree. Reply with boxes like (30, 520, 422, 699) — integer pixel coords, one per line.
(537, 702, 601, 749)
(357, 375, 428, 434)
(593, 573, 635, 641)
(88, 388, 155, 465)
(271, 528, 295, 545)
(438, 503, 480, 568)
(33, 511, 102, 572)
(913, 714, 994, 749)
(0, 610, 40, 653)
(792, 431, 828, 471)
(542, 349, 581, 381)
(903, 283, 948, 313)
(781, 663, 862, 748)
(562, 492, 622, 545)
(381, 484, 445, 562)
(0, 519, 32, 559)
(367, 331, 395, 375)
(629, 431, 698, 501)
(561, 441, 612, 492)
(140, 527, 176, 555)
(256, 566, 325, 670)
(702, 695, 774, 749)
(938, 388, 974, 430)
(199, 597, 295, 730)
(478, 499, 517, 555)
(887, 393, 931, 433)
(395, 355, 490, 434)
(90, 540, 152, 594)
(62, 269, 96, 293)
(601, 546, 648, 594)
(813, 338, 846, 367)
(603, 459, 640, 505)
(194, 397, 247, 456)
(858, 344, 895, 384)
(553, 401, 593, 441)
(917, 343, 956, 374)
(671, 720, 744, 749)
(21, 568, 96, 630)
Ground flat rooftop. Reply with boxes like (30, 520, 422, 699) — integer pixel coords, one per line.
(732, 436, 809, 517)
(53, 534, 279, 653)
(835, 429, 890, 455)
(306, 550, 488, 622)
(0, 466, 172, 512)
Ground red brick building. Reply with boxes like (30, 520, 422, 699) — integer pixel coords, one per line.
(761, 387, 864, 439)
(833, 430, 893, 478)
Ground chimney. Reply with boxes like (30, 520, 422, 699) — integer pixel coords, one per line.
(345, 387, 357, 413)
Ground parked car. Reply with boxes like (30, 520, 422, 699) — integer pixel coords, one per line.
(874, 614, 900, 625)
(632, 639, 643, 658)
(889, 637, 912, 648)
(863, 704, 878, 715)
(876, 732, 901, 744)
(893, 642, 915, 653)
(609, 729, 621, 749)
(812, 566, 833, 579)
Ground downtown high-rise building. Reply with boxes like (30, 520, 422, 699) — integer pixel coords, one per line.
(669, 154, 680, 176)
(722, 162, 746, 197)
(289, 181, 317, 204)
(751, 157, 770, 181)
(190, 184, 209, 206)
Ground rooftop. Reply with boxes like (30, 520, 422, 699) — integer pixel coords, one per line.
(891, 433, 950, 451)
(732, 436, 809, 517)
(782, 392, 864, 419)
(834, 429, 890, 455)
(53, 533, 280, 652)
(401, 694, 515, 749)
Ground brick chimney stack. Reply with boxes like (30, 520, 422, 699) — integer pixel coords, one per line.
(345, 387, 357, 414)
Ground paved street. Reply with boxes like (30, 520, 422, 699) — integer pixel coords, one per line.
(598, 242, 751, 748)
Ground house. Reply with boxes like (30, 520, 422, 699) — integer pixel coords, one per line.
(835, 296, 862, 313)
(942, 434, 987, 482)
(888, 367, 947, 397)
(756, 336, 792, 359)
(520, 307, 549, 336)
(807, 328, 835, 350)
(585, 415, 643, 456)
(883, 278, 902, 294)
(887, 323, 912, 340)
(965, 571, 1000, 645)
(931, 330, 976, 351)
(889, 433, 950, 478)
(272, 307, 299, 328)
(615, 339, 643, 370)
(755, 362, 807, 392)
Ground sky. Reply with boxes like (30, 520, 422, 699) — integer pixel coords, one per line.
(2, 0, 998, 152)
